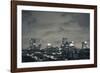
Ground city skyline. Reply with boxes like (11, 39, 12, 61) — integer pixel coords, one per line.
(28, 38, 89, 49)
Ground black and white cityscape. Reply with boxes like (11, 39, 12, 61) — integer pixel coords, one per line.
(22, 10, 90, 62)
(22, 38, 90, 62)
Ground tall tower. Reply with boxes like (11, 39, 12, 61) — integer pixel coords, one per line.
(29, 38, 41, 49)
(61, 38, 69, 48)
(69, 41, 75, 48)
(81, 41, 89, 49)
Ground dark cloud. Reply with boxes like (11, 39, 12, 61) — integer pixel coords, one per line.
(22, 10, 90, 49)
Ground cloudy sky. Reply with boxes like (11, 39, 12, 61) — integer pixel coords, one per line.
(22, 10, 90, 49)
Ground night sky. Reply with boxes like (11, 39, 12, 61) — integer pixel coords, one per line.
(22, 10, 90, 49)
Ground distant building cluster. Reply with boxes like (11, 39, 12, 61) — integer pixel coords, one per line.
(22, 38, 90, 62)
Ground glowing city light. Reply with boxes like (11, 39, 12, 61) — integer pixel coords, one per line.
(47, 43, 52, 46)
